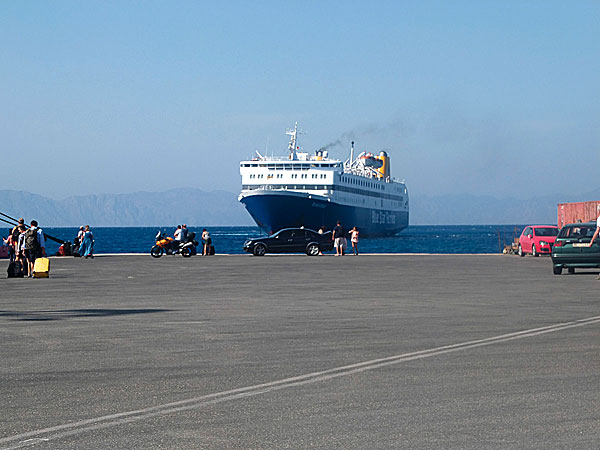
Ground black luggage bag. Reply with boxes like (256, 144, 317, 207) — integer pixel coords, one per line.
(7, 261, 24, 278)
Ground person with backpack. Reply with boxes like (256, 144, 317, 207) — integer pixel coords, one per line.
(24, 220, 45, 277)
(10, 218, 24, 237)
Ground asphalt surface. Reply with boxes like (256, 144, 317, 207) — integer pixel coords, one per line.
(0, 254, 598, 449)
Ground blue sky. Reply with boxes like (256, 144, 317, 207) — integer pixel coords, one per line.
(1, 1, 599, 199)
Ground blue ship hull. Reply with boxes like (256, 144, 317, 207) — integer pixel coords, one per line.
(240, 192, 408, 237)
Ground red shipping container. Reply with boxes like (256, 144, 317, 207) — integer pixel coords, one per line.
(557, 201, 600, 228)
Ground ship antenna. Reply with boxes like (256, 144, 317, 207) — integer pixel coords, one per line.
(350, 141, 354, 166)
(286, 121, 303, 160)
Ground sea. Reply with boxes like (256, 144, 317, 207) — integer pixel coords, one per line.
(2, 225, 529, 255)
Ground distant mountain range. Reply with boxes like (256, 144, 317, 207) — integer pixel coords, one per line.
(0, 188, 253, 227)
(1, 188, 599, 227)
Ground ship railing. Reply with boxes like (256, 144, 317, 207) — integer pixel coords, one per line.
(245, 156, 339, 162)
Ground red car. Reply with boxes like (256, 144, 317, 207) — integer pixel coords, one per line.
(518, 225, 559, 256)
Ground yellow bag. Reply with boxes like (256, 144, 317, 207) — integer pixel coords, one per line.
(33, 257, 50, 278)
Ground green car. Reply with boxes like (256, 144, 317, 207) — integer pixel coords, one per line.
(551, 222, 600, 275)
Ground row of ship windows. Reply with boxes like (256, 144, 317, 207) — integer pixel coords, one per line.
(340, 175, 384, 191)
(241, 184, 405, 201)
(249, 174, 328, 180)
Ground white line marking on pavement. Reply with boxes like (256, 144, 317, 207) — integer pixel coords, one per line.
(1, 315, 599, 449)
(161, 321, 207, 325)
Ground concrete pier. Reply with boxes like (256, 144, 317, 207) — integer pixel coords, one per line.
(1, 255, 598, 449)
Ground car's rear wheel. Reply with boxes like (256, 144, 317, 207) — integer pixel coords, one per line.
(518, 244, 524, 257)
(568, 267, 575, 274)
(531, 244, 538, 257)
(553, 265, 562, 275)
(306, 243, 320, 256)
(253, 243, 266, 256)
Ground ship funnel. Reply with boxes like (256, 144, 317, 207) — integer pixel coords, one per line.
(376, 150, 390, 179)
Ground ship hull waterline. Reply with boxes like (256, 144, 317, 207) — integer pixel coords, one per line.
(240, 191, 409, 237)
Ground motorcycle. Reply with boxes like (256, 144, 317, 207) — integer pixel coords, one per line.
(150, 231, 197, 258)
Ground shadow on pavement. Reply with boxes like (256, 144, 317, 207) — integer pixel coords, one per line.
(0, 308, 172, 321)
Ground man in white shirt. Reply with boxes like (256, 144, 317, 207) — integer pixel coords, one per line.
(174, 225, 183, 241)
(77, 226, 85, 243)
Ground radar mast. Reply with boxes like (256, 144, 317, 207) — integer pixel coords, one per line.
(286, 122, 303, 160)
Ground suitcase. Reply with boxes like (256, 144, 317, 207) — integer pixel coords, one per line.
(0, 246, 9, 258)
(33, 257, 50, 278)
(7, 261, 24, 278)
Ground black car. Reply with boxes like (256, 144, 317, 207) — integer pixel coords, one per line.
(243, 228, 334, 256)
(551, 222, 600, 274)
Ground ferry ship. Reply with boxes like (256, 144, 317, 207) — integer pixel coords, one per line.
(238, 123, 409, 236)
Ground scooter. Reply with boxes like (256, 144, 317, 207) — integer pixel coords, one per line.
(150, 231, 195, 258)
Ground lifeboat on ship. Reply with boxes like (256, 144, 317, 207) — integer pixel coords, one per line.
(358, 152, 383, 169)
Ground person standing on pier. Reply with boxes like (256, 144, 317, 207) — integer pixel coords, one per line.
(318, 226, 326, 255)
(79, 225, 94, 259)
(8, 218, 24, 261)
(24, 220, 45, 276)
(16, 225, 28, 275)
(174, 225, 183, 242)
(332, 221, 346, 256)
(349, 226, 359, 256)
(201, 229, 211, 256)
